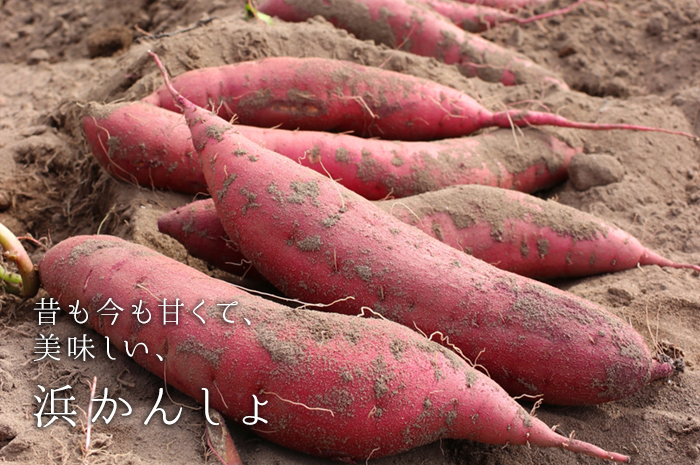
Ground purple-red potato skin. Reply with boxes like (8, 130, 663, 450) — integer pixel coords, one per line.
(380, 185, 700, 278)
(254, 0, 568, 88)
(143, 57, 696, 140)
(415, 0, 588, 33)
(243, 125, 577, 198)
(156, 199, 263, 280)
(82, 102, 207, 194)
(141, 56, 537, 139)
(416, 0, 527, 31)
(156, 58, 673, 408)
(455, 0, 550, 12)
(84, 101, 580, 199)
(160, 184, 700, 281)
(38, 235, 630, 462)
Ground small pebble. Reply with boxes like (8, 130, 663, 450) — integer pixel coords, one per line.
(27, 48, 50, 65)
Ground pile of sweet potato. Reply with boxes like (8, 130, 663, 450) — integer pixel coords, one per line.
(13, 2, 697, 463)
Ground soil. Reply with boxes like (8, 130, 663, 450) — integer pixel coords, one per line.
(0, 0, 699, 464)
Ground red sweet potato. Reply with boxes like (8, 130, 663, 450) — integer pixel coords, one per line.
(142, 57, 696, 141)
(415, 0, 589, 32)
(152, 52, 674, 406)
(160, 183, 700, 281)
(85, 101, 580, 198)
(156, 198, 263, 280)
(82, 102, 207, 194)
(254, 0, 569, 88)
(38, 235, 630, 462)
(456, 0, 550, 12)
(379, 185, 700, 278)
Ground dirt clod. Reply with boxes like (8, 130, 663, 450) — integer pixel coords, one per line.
(87, 25, 133, 58)
(646, 13, 669, 36)
(0, 192, 11, 212)
(568, 153, 625, 191)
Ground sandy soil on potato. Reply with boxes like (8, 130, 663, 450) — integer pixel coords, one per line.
(0, 0, 699, 464)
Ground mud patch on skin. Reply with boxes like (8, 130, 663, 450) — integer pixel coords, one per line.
(517, 406, 533, 428)
(377, 184, 608, 243)
(65, 239, 127, 266)
(370, 355, 395, 400)
(287, 180, 321, 206)
(217, 173, 237, 201)
(444, 407, 458, 426)
(240, 188, 261, 214)
(180, 209, 197, 236)
(267, 181, 284, 203)
(391, 155, 404, 167)
(520, 241, 530, 257)
(482, 129, 571, 176)
(177, 336, 223, 369)
(280, 88, 325, 116)
(315, 386, 355, 417)
(537, 238, 550, 258)
(239, 88, 273, 111)
(335, 147, 350, 163)
(354, 265, 372, 281)
(308, 145, 321, 163)
(254, 319, 307, 366)
(308, 318, 336, 343)
(390, 339, 406, 361)
(321, 213, 341, 228)
(297, 235, 322, 252)
(106, 135, 121, 156)
(465, 370, 478, 388)
(205, 124, 230, 142)
(357, 148, 382, 182)
(593, 357, 649, 401)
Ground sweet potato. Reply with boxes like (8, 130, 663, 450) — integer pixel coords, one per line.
(456, 0, 550, 12)
(157, 199, 251, 279)
(82, 102, 208, 195)
(152, 52, 674, 406)
(142, 57, 697, 141)
(254, 0, 569, 88)
(379, 185, 700, 278)
(160, 183, 700, 281)
(38, 235, 630, 462)
(85, 101, 579, 198)
(155, 198, 263, 280)
(415, 0, 589, 32)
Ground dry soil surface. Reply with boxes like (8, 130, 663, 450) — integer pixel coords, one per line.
(0, 0, 699, 464)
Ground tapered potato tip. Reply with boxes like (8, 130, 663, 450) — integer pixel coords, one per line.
(206, 409, 244, 465)
(148, 51, 192, 112)
(638, 249, 700, 273)
(526, 418, 630, 462)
